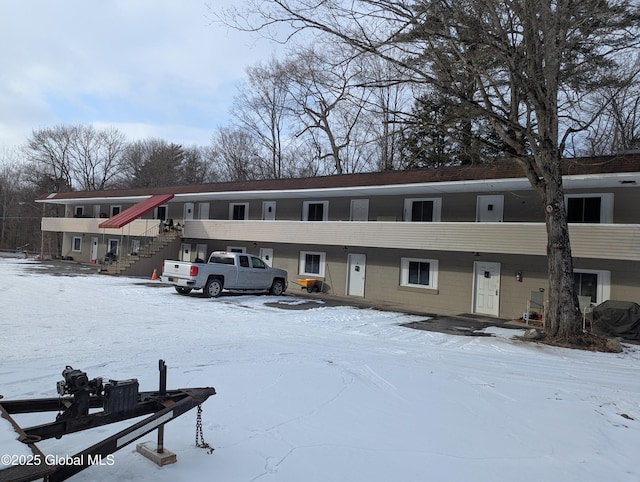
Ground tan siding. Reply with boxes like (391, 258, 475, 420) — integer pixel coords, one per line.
(45, 216, 640, 262)
(43, 217, 161, 237)
(185, 220, 640, 260)
(185, 220, 551, 255)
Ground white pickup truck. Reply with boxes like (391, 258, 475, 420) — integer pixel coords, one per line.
(161, 251, 288, 298)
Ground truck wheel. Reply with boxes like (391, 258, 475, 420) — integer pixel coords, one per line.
(269, 279, 285, 296)
(175, 286, 192, 295)
(204, 278, 223, 298)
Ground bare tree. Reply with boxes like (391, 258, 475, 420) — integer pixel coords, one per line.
(23, 126, 74, 192)
(357, 57, 411, 171)
(578, 82, 640, 156)
(71, 126, 126, 191)
(180, 146, 218, 185)
(23, 125, 126, 191)
(232, 59, 293, 179)
(228, 0, 640, 339)
(285, 46, 373, 174)
(209, 127, 263, 181)
(121, 138, 185, 188)
(0, 155, 24, 249)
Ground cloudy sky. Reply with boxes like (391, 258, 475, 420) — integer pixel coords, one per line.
(0, 1, 283, 151)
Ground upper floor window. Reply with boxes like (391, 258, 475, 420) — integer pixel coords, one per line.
(404, 198, 442, 222)
(110, 205, 121, 217)
(303, 201, 329, 221)
(74, 206, 84, 217)
(565, 193, 613, 223)
(229, 203, 249, 220)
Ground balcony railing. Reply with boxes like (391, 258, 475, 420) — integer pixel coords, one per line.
(42, 217, 161, 237)
(184, 219, 640, 261)
(41, 217, 640, 261)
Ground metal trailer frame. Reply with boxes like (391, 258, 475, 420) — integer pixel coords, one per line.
(0, 360, 215, 482)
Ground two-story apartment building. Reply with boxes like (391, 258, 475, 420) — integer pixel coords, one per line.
(37, 155, 640, 320)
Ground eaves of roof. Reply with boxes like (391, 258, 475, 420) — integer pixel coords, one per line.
(35, 154, 640, 203)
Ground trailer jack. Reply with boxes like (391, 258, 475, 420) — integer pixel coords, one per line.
(0, 360, 215, 482)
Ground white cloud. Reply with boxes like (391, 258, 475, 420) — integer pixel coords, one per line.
(0, 0, 284, 149)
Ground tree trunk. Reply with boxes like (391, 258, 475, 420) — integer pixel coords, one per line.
(543, 175, 583, 338)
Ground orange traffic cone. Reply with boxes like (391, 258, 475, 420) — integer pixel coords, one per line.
(151, 269, 158, 280)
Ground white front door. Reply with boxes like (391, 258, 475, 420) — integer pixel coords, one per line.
(180, 243, 191, 262)
(346, 253, 366, 297)
(196, 244, 208, 262)
(350, 199, 369, 221)
(90, 237, 98, 263)
(476, 195, 504, 222)
(198, 203, 210, 220)
(262, 201, 277, 220)
(473, 261, 501, 316)
(259, 247, 274, 266)
(183, 203, 194, 221)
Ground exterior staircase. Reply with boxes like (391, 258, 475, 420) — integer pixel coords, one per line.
(100, 234, 181, 277)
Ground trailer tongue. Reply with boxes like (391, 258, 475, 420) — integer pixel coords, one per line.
(0, 360, 215, 482)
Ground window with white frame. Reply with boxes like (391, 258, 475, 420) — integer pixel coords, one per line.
(299, 251, 326, 277)
(404, 198, 442, 222)
(72, 236, 82, 252)
(303, 201, 329, 221)
(229, 202, 249, 220)
(400, 257, 439, 289)
(110, 205, 121, 217)
(573, 269, 610, 304)
(74, 206, 84, 217)
(565, 193, 613, 223)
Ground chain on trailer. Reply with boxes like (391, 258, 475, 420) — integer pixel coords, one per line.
(195, 404, 215, 453)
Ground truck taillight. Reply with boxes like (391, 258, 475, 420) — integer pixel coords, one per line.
(190, 265, 199, 277)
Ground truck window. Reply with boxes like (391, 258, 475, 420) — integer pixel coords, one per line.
(251, 257, 266, 269)
(239, 256, 250, 268)
(209, 256, 234, 265)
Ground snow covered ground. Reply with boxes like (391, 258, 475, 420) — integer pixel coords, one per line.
(1, 257, 640, 482)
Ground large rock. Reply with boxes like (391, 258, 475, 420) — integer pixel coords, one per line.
(523, 328, 544, 340)
(605, 338, 624, 353)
